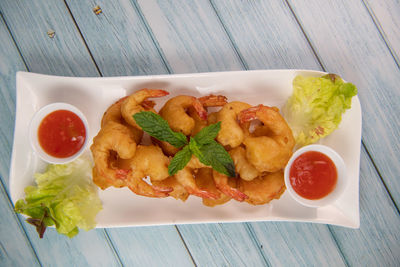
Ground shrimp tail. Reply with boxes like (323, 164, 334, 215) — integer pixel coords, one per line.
(192, 98, 208, 120)
(127, 178, 171, 198)
(198, 95, 228, 107)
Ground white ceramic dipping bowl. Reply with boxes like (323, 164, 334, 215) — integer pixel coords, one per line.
(29, 103, 89, 164)
(284, 144, 347, 208)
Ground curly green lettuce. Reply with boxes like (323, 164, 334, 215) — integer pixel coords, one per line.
(282, 74, 357, 147)
(15, 156, 102, 238)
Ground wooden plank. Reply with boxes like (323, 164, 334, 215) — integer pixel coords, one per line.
(287, 0, 400, 207)
(329, 146, 400, 266)
(0, 1, 124, 266)
(0, 0, 98, 77)
(365, 0, 400, 64)
(210, 0, 321, 70)
(137, 0, 244, 73)
(177, 223, 267, 266)
(106, 226, 194, 266)
(0, 14, 41, 267)
(137, 1, 347, 265)
(65, 0, 168, 76)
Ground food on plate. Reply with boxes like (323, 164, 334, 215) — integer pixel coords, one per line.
(289, 150, 337, 200)
(125, 145, 172, 198)
(229, 147, 259, 181)
(239, 170, 286, 205)
(238, 105, 295, 173)
(38, 109, 86, 158)
(152, 176, 190, 201)
(216, 101, 251, 148)
(212, 170, 248, 202)
(121, 88, 169, 129)
(90, 121, 138, 187)
(175, 156, 219, 199)
(15, 156, 102, 238)
(195, 168, 232, 207)
(282, 74, 357, 147)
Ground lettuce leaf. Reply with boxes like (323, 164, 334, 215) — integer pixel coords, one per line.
(282, 74, 357, 147)
(15, 156, 102, 238)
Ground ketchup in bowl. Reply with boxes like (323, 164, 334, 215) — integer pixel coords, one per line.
(284, 144, 347, 207)
(38, 109, 86, 158)
(289, 151, 337, 200)
(29, 103, 89, 164)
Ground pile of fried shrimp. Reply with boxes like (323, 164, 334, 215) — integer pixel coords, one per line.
(90, 89, 295, 206)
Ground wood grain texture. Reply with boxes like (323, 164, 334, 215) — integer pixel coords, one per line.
(177, 223, 267, 266)
(65, 0, 168, 76)
(287, 0, 400, 206)
(106, 226, 194, 267)
(365, 0, 400, 64)
(0, 0, 98, 77)
(137, 0, 244, 73)
(0, 15, 41, 267)
(210, 0, 321, 70)
(330, 146, 400, 266)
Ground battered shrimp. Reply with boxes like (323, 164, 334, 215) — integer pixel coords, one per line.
(188, 95, 228, 136)
(238, 171, 286, 205)
(229, 147, 260, 181)
(159, 95, 207, 135)
(121, 88, 169, 129)
(101, 96, 143, 144)
(195, 168, 232, 207)
(175, 156, 219, 199)
(212, 170, 248, 202)
(126, 145, 172, 198)
(152, 176, 190, 201)
(216, 101, 252, 148)
(90, 121, 138, 188)
(238, 105, 295, 173)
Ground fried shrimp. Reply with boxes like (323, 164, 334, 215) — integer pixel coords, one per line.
(121, 88, 169, 129)
(238, 105, 295, 173)
(126, 145, 172, 198)
(175, 156, 219, 199)
(101, 96, 143, 144)
(238, 170, 286, 205)
(229, 147, 259, 181)
(216, 101, 252, 148)
(212, 170, 248, 202)
(90, 121, 138, 188)
(159, 95, 207, 135)
(195, 168, 232, 207)
(189, 95, 228, 136)
(152, 176, 190, 201)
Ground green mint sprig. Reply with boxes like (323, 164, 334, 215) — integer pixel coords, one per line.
(133, 111, 236, 177)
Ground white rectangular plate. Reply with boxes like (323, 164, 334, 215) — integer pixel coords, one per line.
(10, 70, 362, 229)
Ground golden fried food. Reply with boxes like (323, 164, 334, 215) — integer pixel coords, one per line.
(238, 105, 295, 173)
(90, 121, 138, 186)
(229, 146, 259, 181)
(159, 95, 207, 135)
(125, 145, 172, 198)
(121, 88, 169, 129)
(175, 156, 219, 199)
(239, 170, 286, 205)
(195, 168, 232, 207)
(152, 176, 190, 201)
(212, 170, 247, 202)
(216, 101, 251, 148)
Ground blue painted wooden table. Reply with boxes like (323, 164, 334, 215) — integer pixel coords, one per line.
(1, 1, 399, 266)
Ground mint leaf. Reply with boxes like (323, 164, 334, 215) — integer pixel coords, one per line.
(193, 122, 221, 145)
(168, 146, 192, 176)
(196, 140, 236, 177)
(133, 111, 188, 148)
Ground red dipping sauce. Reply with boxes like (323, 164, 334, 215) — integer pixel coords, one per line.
(38, 110, 86, 158)
(289, 151, 337, 200)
